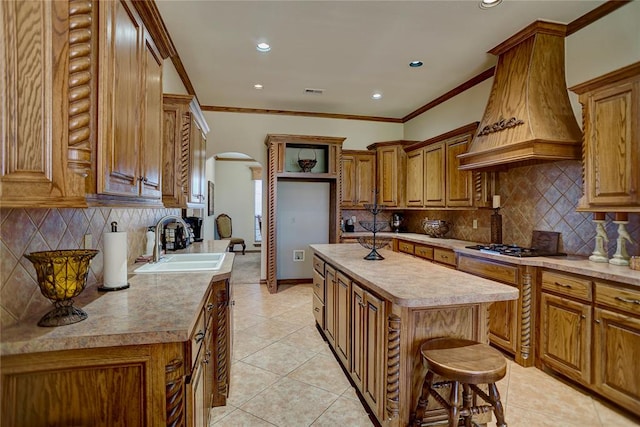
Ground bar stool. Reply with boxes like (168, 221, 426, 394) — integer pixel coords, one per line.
(412, 337, 507, 427)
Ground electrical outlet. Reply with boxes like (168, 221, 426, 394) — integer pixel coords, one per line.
(293, 250, 305, 262)
(472, 219, 478, 230)
(83, 234, 93, 249)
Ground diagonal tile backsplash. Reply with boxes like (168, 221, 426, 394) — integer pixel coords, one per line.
(0, 207, 180, 327)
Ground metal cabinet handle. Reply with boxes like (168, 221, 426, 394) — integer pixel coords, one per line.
(314, 307, 320, 312)
(615, 296, 640, 305)
(207, 303, 214, 312)
(555, 282, 572, 289)
(195, 331, 205, 344)
(595, 319, 601, 324)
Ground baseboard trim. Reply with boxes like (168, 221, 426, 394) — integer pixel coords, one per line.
(276, 278, 312, 286)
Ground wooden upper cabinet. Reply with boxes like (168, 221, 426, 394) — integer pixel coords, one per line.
(341, 150, 376, 208)
(445, 136, 473, 207)
(424, 142, 445, 207)
(404, 123, 480, 209)
(95, 0, 163, 205)
(162, 95, 192, 208)
(0, 0, 88, 208)
(141, 32, 163, 200)
(189, 118, 206, 207)
(405, 149, 424, 207)
(162, 94, 209, 209)
(367, 141, 415, 207)
(570, 62, 640, 212)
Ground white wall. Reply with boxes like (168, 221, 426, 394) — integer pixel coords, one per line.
(213, 160, 256, 249)
(203, 112, 403, 164)
(162, 59, 188, 94)
(276, 181, 330, 280)
(404, 2, 640, 140)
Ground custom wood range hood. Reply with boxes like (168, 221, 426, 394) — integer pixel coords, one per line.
(458, 21, 582, 171)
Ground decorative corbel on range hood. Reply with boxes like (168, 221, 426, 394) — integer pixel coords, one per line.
(458, 21, 582, 171)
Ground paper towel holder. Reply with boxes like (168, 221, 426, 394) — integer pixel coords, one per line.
(98, 221, 131, 292)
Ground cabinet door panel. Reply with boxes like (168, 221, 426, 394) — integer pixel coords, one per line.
(406, 149, 424, 206)
(140, 35, 162, 199)
(445, 137, 472, 207)
(351, 284, 366, 391)
(424, 143, 445, 207)
(593, 308, 640, 414)
(364, 291, 384, 416)
(587, 83, 638, 206)
(489, 299, 518, 354)
(540, 293, 591, 384)
(324, 265, 336, 345)
(378, 147, 400, 206)
(99, 0, 142, 196)
(336, 272, 351, 368)
(341, 154, 356, 206)
(355, 155, 375, 206)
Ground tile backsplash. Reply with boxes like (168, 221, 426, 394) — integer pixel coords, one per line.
(346, 160, 639, 258)
(0, 207, 180, 327)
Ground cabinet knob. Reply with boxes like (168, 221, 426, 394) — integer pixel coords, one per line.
(595, 319, 601, 324)
(581, 314, 586, 319)
(207, 303, 214, 312)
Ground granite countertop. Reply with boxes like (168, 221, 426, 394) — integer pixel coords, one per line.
(310, 243, 519, 308)
(342, 232, 640, 287)
(0, 241, 233, 356)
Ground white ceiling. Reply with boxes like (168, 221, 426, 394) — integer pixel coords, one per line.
(155, 0, 605, 120)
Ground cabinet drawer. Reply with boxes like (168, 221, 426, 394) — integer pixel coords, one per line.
(313, 255, 325, 276)
(541, 271, 592, 301)
(595, 282, 640, 316)
(458, 255, 517, 284)
(433, 248, 455, 267)
(414, 245, 434, 260)
(398, 240, 414, 255)
(313, 270, 325, 302)
(312, 294, 324, 327)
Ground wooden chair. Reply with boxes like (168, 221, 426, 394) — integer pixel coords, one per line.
(412, 337, 507, 427)
(215, 213, 245, 255)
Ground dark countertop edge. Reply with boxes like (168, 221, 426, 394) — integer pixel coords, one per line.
(341, 232, 640, 287)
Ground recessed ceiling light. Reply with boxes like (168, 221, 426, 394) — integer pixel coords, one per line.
(479, 0, 502, 9)
(409, 61, 423, 68)
(372, 92, 383, 100)
(254, 84, 263, 89)
(256, 42, 271, 52)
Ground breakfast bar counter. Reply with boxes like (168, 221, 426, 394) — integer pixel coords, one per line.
(309, 243, 518, 427)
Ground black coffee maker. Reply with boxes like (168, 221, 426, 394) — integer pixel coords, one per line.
(184, 216, 203, 242)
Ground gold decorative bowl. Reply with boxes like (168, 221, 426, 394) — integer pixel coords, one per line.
(24, 249, 99, 327)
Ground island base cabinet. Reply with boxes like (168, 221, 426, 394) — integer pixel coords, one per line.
(404, 304, 493, 427)
(352, 283, 385, 417)
(0, 343, 185, 427)
(593, 308, 640, 415)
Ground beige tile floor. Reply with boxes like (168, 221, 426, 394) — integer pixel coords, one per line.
(211, 282, 639, 426)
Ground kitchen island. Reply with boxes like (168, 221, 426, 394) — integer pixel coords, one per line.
(1, 240, 232, 427)
(310, 243, 519, 427)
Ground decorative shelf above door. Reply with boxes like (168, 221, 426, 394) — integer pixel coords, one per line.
(264, 134, 346, 293)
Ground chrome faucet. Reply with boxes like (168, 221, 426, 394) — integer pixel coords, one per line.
(153, 215, 191, 263)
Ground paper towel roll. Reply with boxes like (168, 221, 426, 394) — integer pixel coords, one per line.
(103, 231, 128, 288)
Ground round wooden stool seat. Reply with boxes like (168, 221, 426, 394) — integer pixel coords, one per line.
(420, 337, 506, 385)
(412, 337, 508, 427)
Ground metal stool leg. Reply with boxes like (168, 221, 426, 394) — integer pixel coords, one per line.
(412, 370, 435, 426)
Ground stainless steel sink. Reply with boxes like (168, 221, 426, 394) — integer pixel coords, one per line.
(134, 253, 226, 273)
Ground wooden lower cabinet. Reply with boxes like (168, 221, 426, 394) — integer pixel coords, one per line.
(0, 279, 232, 427)
(335, 272, 352, 368)
(540, 293, 592, 384)
(352, 282, 385, 416)
(324, 265, 337, 346)
(539, 270, 640, 417)
(458, 254, 536, 367)
(593, 307, 640, 414)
